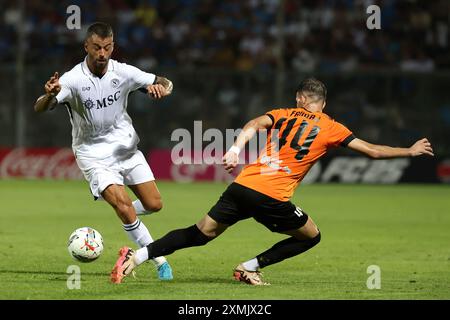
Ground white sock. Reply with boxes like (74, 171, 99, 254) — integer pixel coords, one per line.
(135, 247, 149, 266)
(242, 258, 260, 271)
(132, 199, 153, 216)
(123, 219, 167, 267)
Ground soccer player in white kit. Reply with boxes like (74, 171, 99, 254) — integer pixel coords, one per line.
(33, 22, 173, 280)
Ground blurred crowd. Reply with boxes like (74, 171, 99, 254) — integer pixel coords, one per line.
(1, 0, 449, 72)
(0, 0, 449, 154)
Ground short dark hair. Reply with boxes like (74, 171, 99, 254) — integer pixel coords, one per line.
(85, 22, 113, 40)
(297, 78, 327, 101)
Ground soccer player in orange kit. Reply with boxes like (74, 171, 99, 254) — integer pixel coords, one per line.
(111, 78, 434, 285)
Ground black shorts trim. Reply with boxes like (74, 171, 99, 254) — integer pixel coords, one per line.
(207, 183, 308, 232)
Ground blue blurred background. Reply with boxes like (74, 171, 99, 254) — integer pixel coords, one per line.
(1, 0, 449, 157)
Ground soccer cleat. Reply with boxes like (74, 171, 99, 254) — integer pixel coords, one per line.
(110, 246, 137, 284)
(157, 261, 173, 280)
(233, 264, 270, 286)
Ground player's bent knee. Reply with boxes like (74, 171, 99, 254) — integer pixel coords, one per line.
(144, 198, 163, 212)
(296, 232, 321, 251)
(311, 227, 320, 238)
(308, 232, 321, 248)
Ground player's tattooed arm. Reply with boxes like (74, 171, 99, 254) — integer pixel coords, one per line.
(155, 76, 173, 94)
(146, 76, 173, 99)
(34, 72, 60, 112)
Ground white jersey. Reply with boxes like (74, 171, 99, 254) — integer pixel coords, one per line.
(55, 57, 156, 159)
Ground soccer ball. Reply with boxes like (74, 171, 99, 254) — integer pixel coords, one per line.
(67, 227, 104, 262)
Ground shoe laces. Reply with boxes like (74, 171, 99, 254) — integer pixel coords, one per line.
(122, 249, 136, 278)
(124, 249, 134, 262)
(249, 270, 264, 282)
(238, 268, 263, 283)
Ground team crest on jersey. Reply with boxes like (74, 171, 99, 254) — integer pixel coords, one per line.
(84, 98, 94, 110)
(111, 78, 120, 88)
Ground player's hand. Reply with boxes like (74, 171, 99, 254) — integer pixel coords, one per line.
(222, 150, 239, 173)
(409, 138, 434, 157)
(44, 72, 61, 96)
(146, 84, 168, 99)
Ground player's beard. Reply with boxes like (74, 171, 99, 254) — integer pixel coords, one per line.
(94, 58, 109, 73)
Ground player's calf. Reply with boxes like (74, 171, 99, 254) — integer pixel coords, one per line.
(256, 233, 321, 268)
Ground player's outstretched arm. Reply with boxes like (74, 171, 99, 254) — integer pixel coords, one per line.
(347, 137, 434, 159)
(222, 114, 273, 173)
(34, 72, 60, 113)
(146, 76, 173, 99)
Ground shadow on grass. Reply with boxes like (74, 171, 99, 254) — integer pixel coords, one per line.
(0, 270, 107, 277)
(0, 270, 282, 287)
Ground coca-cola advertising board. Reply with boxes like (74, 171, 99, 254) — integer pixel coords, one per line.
(0, 148, 83, 179)
(0, 148, 446, 183)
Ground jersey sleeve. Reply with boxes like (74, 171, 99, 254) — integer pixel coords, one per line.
(327, 120, 355, 147)
(55, 73, 74, 106)
(265, 109, 285, 128)
(123, 63, 156, 92)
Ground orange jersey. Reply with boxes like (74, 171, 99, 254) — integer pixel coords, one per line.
(235, 107, 354, 201)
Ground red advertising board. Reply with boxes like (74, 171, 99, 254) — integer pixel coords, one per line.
(147, 149, 242, 183)
(0, 148, 446, 183)
(0, 148, 83, 179)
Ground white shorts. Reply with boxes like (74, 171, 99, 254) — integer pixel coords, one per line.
(76, 150, 155, 199)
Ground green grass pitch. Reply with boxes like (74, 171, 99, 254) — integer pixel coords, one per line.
(0, 179, 449, 300)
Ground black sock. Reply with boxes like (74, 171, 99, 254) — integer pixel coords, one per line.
(147, 224, 213, 259)
(256, 232, 321, 268)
